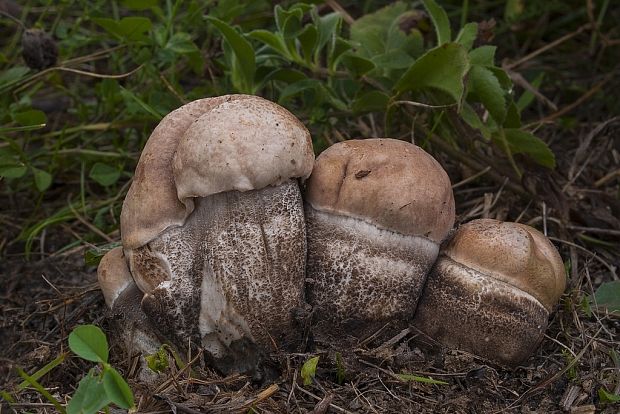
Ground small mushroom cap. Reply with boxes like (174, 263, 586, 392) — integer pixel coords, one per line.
(443, 219, 566, 311)
(97, 246, 133, 308)
(305, 138, 455, 242)
(121, 95, 314, 249)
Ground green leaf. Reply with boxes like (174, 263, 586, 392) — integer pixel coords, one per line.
(341, 54, 375, 77)
(372, 50, 415, 69)
(145, 346, 169, 373)
(301, 356, 320, 386)
(68, 325, 109, 363)
(516, 72, 544, 111)
(396, 43, 470, 104)
(459, 102, 492, 139)
(121, 0, 158, 10)
(248, 30, 290, 58)
(0, 164, 28, 178)
(84, 242, 122, 267)
(165, 32, 199, 54)
(422, 0, 451, 45)
(12, 109, 47, 126)
(32, 168, 52, 192)
(316, 12, 342, 54)
(397, 373, 449, 385)
(93, 17, 152, 42)
(278, 79, 323, 103)
(0, 66, 30, 89)
(502, 129, 556, 168)
(455, 22, 478, 51)
(67, 370, 110, 414)
(119, 86, 163, 119)
(17, 368, 66, 414)
(592, 281, 620, 313)
(335, 352, 346, 385)
(103, 367, 134, 409)
(352, 90, 390, 113)
(16, 353, 67, 392)
(504, 0, 525, 22)
(89, 162, 121, 187)
(504, 99, 521, 128)
(350, 2, 408, 57)
(207, 16, 256, 93)
(469, 45, 496, 66)
(598, 387, 620, 403)
(298, 24, 318, 63)
(468, 65, 506, 124)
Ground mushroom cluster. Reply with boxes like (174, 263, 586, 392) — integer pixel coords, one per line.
(98, 95, 566, 376)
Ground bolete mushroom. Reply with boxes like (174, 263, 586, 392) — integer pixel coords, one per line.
(412, 219, 566, 366)
(304, 138, 455, 339)
(97, 95, 314, 377)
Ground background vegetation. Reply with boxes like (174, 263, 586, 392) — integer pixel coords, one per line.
(1, 0, 619, 412)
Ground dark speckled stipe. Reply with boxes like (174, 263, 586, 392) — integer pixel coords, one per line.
(413, 256, 549, 366)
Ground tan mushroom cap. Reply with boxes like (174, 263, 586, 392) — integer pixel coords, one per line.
(121, 95, 314, 249)
(443, 219, 566, 311)
(97, 246, 133, 308)
(305, 138, 455, 243)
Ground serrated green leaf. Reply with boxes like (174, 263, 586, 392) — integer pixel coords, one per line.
(12, 109, 47, 126)
(502, 129, 556, 168)
(207, 16, 255, 93)
(103, 367, 134, 409)
(455, 22, 478, 51)
(592, 281, 620, 313)
(32, 168, 52, 192)
(69, 325, 109, 363)
(469, 45, 497, 66)
(301, 356, 320, 386)
(397, 373, 448, 385)
(396, 43, 470, 104)
(422, 0, 451, 45)
(352, 90, 390, 113)
(67, 370, 110, 414)
(468, 65, 506, 124)
(89, 162, 120, 187)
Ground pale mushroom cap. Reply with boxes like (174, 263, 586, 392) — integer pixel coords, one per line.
(97, 246, 133, 308)
(305, 138, 455, 242)
(121, 95, 314, 249)
(443, 219, 566, 311)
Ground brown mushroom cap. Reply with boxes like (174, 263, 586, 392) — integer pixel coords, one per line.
(97, 246, 133, 308)
(305, 138, 455, 242)
(121, 95, 314, 250)
(443, 219, 566, 311)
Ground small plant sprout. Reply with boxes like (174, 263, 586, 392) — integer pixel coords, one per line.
(67, 325, 135, 414)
